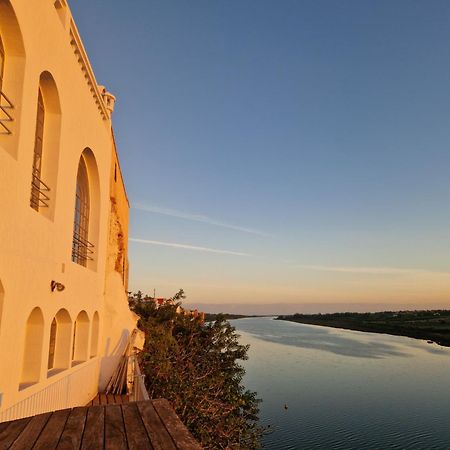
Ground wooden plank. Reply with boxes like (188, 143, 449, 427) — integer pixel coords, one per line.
(0, 417, 32, 450)
(100, 393, 108, 405)
(9, 412, 52, 449)
(152, 399, 203, 450)
(137, 401, 177, 450)
(81, 406, 104, 450)
(113, 395, 122, 405)
(104, 404, 127, 450)
(122, 402, 153, 450)
(33, 408, 71, 450)
(121, 396, 129, 404)
(57, 407, 88, 450)
(0, 420, 11, 435)
(107, 394, 116, 405)
(92, 395, 100, 406)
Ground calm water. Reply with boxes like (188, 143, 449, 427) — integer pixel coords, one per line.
(231, 317, 450, 450)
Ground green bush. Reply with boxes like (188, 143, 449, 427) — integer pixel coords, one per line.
(130, 290, 262, 449)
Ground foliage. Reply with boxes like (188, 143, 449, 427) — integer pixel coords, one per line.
(129, 290, 262, 449)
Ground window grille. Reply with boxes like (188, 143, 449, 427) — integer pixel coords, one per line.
(0, 34, 14, 136)
(30, 90, 50, 210)
(72, 157, 94, 266)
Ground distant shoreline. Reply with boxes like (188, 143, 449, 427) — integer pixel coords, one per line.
(205, 313, 271, 322)
(276, 310, 450, 348)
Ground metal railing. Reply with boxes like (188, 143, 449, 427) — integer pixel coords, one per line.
(0, 90, 14, 135)
(72, 232, 94, 265)
(30, 171, 51, 209)
(129, 354, 150, 402)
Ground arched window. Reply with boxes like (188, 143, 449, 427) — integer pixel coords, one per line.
(47, 309, 72, 376)
(90, 311, 99, 358)
(0, 32, 13, 137)
(20, 308, 45, 389)
(28, 72, 61, 217)
(0, 34, 5, 92)
(72, 156, 93, 266)
(30, 89, 49, 210)
(72, 311, 89, 365)
(0, 0, 26, 145)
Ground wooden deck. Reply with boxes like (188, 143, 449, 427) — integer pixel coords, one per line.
(86, 394, 129, 406)
(0, 399, 202, 450)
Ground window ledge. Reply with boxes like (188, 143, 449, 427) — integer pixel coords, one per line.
(71, 360, 85, 367)
(47, 368, 66, 378)
(18, 381, 38, 391)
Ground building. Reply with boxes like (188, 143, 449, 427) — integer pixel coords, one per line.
(0, 0, 142, 421)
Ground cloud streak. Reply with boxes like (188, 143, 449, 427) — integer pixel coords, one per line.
(133, 203, 270, 237)
(130, 238, 251, 257)
(298, 265, 450, 276)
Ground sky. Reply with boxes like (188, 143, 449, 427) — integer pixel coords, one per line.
(70, 0, 450, 312)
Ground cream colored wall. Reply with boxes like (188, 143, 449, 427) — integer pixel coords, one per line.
(99, 137, 142, 392)
(0, 0, 137, 418)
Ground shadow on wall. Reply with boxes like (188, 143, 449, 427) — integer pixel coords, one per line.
(98, 328, 130, 392)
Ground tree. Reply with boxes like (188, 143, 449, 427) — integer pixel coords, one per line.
(130, 291, 262, 449)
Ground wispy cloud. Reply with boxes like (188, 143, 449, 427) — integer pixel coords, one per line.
(298, 265, 450, 276)
(130, 238, 251, 257)
(133, 202, 270, 237)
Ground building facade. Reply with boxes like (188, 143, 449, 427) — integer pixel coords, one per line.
(0, 0, 139, 421)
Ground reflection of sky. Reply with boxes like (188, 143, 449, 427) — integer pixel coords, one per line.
(232, 318, 450, 449)
(237, 319, 449, 359)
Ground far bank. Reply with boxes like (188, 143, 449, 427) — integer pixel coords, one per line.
(276, 310, 450, 347)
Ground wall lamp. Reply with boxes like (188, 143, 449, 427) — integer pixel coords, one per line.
(51, 280, 65, 292)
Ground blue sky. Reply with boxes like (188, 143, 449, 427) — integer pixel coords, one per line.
(71, 0, 450, 309)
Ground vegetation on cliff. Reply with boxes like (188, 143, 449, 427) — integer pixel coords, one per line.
(129, 290, 262, 450)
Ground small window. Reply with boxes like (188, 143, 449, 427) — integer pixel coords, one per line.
(30, 90, 50, 211)
(54, 0, 68, 27)
(72, 157, 93, 266)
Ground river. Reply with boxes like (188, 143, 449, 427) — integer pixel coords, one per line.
(231, 317, 450, 449)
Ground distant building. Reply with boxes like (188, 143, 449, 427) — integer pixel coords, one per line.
(0, 0, 141, 421)
(140, 297, 205, 324)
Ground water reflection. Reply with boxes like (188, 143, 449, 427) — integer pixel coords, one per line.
(236, 319, 415, 358)
(232, 317, 450, 450)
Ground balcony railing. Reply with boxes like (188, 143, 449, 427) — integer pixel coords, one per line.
(0, 90, 14, 135)
(0, 358, 100, 423)
(30, 172, 51, 209)
(72, 232, 94, 265)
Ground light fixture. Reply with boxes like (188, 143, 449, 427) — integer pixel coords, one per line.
(51, 280, 65, 292)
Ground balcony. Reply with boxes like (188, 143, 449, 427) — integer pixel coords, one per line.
(71, 232, 94, 266)
(0, 89, 13, 135)
(30, 171, 51, 210)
